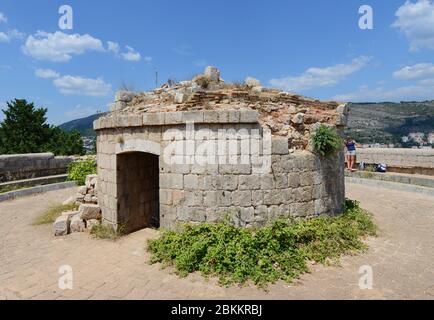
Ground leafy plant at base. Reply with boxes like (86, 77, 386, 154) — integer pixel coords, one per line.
(90, 223, 125, 240)
(67, 159, 97, 185)
(311, 125, 342, 157)
(147, 199, 376, 288)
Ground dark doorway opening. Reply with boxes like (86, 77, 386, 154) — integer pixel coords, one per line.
(117, 152, 160, 233)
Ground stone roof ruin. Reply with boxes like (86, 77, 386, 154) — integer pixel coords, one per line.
(108, 66, 348, 150)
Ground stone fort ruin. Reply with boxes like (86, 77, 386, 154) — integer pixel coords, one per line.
(94, 67, 348, 233)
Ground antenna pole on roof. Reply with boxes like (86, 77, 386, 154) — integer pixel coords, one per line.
(155, 71, 158, 88)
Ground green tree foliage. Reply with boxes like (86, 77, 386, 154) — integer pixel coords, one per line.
(0, 99, 51, 154)
(43, 127, 84, 156)
(0, 99, 84, 155)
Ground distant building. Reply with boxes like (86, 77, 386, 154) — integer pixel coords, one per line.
(428, 133, 434, 144)
(408, 132, 425, 144)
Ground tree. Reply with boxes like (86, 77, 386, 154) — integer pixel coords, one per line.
(42, 127, 84, 156)
(0, 99, 51, 154)
(0, 99, 85, 156)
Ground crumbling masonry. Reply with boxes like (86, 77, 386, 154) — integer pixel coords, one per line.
(94, 67, 348, 233)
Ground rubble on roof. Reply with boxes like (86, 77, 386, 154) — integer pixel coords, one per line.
(108, 66, 346, 149)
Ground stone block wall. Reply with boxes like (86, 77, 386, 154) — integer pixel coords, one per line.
(0, 153, 75, 183)
(357, 148, 434, 175)
(95, 111, 345, 231)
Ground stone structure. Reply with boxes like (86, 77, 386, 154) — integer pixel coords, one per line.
(357, 148, 434, 175)
(94, 67, 347, 233)
(74, 174, 99, 205)
(0, 153, 75, 183)
(54, 175, 102, 236)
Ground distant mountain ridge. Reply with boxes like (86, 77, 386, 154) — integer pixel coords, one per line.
(59, 112, 107, 137)
(59, 101, 434, 146)
(345, 101, 434, 145)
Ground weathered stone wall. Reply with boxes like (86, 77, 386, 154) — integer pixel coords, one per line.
(0, 153, 75, 183)
(357, 148, 434, 175)
(95, 110, 345, 231)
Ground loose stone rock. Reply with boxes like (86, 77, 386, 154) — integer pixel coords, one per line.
(86, 219, 100, 230)
(204, 66, 220, 82)
(78, 186, 87, 195)
(62, 196, 75, 206)
(53, 215, 70, 236)
(79, 204, 102, 221)
(70, 215, 86, 233)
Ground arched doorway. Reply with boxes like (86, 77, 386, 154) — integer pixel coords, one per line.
(116, 151, 160, 233)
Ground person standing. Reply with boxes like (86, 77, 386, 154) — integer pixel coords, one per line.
(344, 137, 358, 171)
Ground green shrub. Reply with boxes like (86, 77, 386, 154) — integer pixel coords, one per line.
(90, 223, 124, 240)
(67, 159, 97, 185)
(311, 125, 342, 157)
(147, 199, 376, 287)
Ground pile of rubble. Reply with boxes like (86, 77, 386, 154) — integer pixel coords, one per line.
(109, 66, 346, 149)
(54, 175, 102, 236)
(75, 174, 98, 205)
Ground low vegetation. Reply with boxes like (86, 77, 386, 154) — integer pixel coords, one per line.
(311, 125, 342, 157)
(32, 203, 78, 225)
(147, 199, 377, 287)
(67, 159, 97, 185)
(0, 184, 25, 194)
(90, 224, 124, 241)
(193, 75, 210, 89)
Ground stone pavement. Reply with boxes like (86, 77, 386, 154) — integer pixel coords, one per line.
(0, 183, 433, 300)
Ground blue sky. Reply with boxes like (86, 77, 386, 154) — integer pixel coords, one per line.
(1, 0, 434, 125)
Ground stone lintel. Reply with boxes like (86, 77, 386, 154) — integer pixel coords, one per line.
(94, 110, 259, 131)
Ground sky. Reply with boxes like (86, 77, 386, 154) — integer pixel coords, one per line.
(1, 0, 434, 125)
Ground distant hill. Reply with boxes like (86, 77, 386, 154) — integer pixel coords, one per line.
(345, 101, 434, 145)
(59, 101, 434, 145)
(59, 112, 107, 137)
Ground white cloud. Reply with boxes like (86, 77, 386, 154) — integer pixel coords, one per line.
(53, 75, 111, 96)
(66, 105, 98, 118)
(121, 46, 141, 61)
(333, 81, 434, 102)
(108, 42, 149, 62)
(393, 63, 434, 79)
(269, 56, 371, 91)
(35, 68, 60, 79)
(172, 45, 192, 56)
(0, 12, 7, 23)
(22, 31, 104, 62)
(193, 59, 207, 67)
(0, 29, 25, 42)
(418, 77, 434, 85)
(392, 0, 434, 51)
(107, 41, 119, 54)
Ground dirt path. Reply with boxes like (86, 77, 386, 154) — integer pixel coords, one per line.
(0, 184, 433, 299)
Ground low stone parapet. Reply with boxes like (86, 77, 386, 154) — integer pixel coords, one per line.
(356, 148, 434, 175)
(0, 153, 75, 183)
